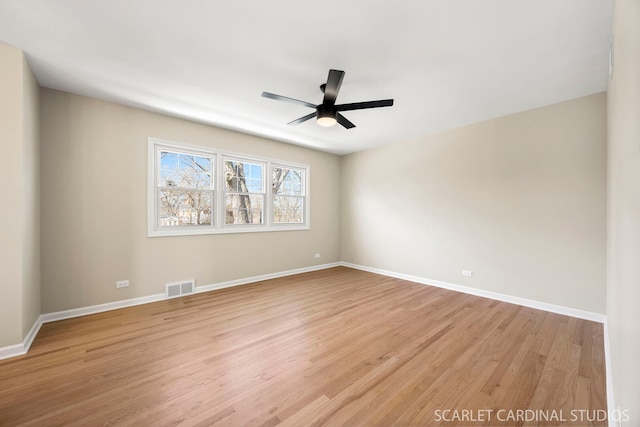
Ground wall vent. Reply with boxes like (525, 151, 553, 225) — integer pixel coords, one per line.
(165, 279, 195, 299)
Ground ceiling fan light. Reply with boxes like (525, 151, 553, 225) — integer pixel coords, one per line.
(317, 116, 337, 127)
(316, 105, 337, 127)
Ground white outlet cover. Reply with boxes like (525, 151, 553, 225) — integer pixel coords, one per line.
(116, 280, 129, 288)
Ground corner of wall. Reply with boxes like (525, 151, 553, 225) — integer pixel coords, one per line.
(0, 42, 42, 348)
(20, 52, 42, 340)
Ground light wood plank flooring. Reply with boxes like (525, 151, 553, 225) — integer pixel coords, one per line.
(0, 267, 607, 426)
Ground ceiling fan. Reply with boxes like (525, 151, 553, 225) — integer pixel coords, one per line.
(261, 69, 393, 129)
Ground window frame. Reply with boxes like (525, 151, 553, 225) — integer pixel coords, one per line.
(271, 163, 307, 226)
(222, 156, 267, 227)
(148, 137, 310, 237)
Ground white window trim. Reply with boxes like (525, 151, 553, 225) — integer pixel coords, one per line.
(148, 137, 310, 237)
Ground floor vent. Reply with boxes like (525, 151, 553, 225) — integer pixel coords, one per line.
(165, 279, 195, 299)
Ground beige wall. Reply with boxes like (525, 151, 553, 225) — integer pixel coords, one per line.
(21, 54, 41, 339)
(0, 42, 24, 346)
(607, 0, 640, 417)
(0, 42, 40, 347)
(40, 89, 341, 313)
(341, 93, 607, 314)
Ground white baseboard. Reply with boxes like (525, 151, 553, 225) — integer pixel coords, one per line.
(0, 342, 27, 361)
(39, 293, 166, 324)
(196, 262, 342, 294)
(0, 315, 44, 360)
(340, 262, 607, 323)
(22, 316, 43, 353)
(0, 262, 341, 360)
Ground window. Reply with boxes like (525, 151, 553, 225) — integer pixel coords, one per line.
(224, 158, 265, 225)
(272, 166, 305, 224)
(148, 138, 309, 236)
(157, 148, 214, 229)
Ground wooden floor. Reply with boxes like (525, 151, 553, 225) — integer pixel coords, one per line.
(0, 267, 606, 426)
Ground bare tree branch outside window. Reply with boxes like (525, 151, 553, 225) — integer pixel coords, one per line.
(159, 151, 212, 227)
(272, 167, 304, 223)
(224, 160, 264, 225)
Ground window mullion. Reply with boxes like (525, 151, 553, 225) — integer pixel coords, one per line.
(266, 161, 272, 227)
(216, 154, 223, 229)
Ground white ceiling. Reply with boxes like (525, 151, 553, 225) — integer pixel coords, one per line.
(0, 0, 614, 155)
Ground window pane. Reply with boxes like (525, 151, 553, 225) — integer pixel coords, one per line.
(160, 151, 178, 169)
(224, 160, 263, 193)
(225, 194, 264, 225)
(249, 163, 261, 179)
(160, 151, 179, 187)
(179, 154, 195, 169)
(195, 172, 211, 189)
(195, 156, 210, 171)
(177, 154, 194, 187)
(273, 195, 303, 223)
(273, 167, 304, 196)
(246, 178, 262, 193)
(160, 150, 212, 189)
(160, 169, 179, 187)
(160, 190, 212, 226)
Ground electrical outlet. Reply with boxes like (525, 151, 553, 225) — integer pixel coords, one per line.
(461, 270, 473, 278)
(116, 280, 129, 288)
(314, 253, 321, 259)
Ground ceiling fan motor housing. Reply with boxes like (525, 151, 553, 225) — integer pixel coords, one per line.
(317, 104, 336, 121)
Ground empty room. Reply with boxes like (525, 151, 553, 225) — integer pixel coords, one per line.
(0, 0, 638, 426)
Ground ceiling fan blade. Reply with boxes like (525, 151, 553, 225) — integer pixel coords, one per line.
(335, 99, 394, 111)
(261, 92, 316, 109)
(287, 112, 316, 125)
(336, 113, 356, 129)
(323, 69, 345, 105)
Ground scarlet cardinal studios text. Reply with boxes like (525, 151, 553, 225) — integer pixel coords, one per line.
(433, 408, 630, 423)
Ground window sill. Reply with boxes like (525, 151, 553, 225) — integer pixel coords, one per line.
(148, 224, 310, 238)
